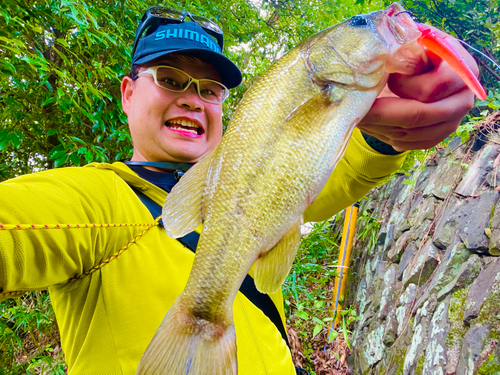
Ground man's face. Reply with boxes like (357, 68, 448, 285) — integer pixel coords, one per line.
(121, 55, 224, 163)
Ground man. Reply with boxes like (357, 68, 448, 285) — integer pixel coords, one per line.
(0, 6, 477, 374)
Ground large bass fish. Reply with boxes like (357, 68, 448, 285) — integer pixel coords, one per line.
(137, 3, 473, 374)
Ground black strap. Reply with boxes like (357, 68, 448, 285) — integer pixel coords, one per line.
(131, 187, 290, 348)
(124, 160, 194, 172)
(295, 366, 310, 375)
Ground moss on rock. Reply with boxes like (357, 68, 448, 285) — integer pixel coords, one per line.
(446, 289, 468, 350)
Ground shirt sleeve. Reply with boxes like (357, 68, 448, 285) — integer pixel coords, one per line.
(0, 167, 140, 299)
(303, 128, 409, 222)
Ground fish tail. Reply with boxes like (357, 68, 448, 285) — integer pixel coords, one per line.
(136, 300, 237, 375)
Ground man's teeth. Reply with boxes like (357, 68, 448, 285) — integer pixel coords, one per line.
(167, 120, 200, 134)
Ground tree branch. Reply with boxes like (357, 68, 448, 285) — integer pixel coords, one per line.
(479, 59, 500, 81)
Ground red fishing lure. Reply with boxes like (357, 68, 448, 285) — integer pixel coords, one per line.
(416, 24, 487, 100)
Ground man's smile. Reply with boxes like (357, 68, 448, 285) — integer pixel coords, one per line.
(165, 118, 204, 138)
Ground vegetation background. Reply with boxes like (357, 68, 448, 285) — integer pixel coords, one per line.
(0, 0, 498, 373)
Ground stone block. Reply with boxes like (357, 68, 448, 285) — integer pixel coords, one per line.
(383, 313, 399, 347)
(434, 192, 499, 253)
(388, 230, 412, 263)
(397, 241, 418, 281)
(403, 323, 426, 374)
(359, 325, 386, 372)
(413, 163, 439, 196)
(456, 325, 492, 375)
(407, 195, 438, 228)
(413, 235, 471, 311)
(444, 136, 467, 158)
(422, 299, 450, 374)
(433, 195, 461, 249)
(402, 240, 440, 287)
(464, 257, 500, 325)
(428, 235, 471, 295)
(437, 254, 482, 301)
(489, 198, 500, 255)
(396, 284, 417, 336)
(456, 143, 500, 197)
(460, 191, 499, 251)
(378, 264, 398, 320)
(424, 156, 464, 200)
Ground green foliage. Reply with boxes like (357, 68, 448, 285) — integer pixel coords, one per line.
(356, 208, 382, 252)
(0, 292, 65, 373)
(0, 0, 146, 179)
(283, 220, 341, 314)
(283, 216, 360, 372)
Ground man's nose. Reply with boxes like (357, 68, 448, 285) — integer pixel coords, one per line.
(176, 81, 204, 111)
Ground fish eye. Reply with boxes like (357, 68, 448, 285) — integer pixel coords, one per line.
(349, 15, 369, 27)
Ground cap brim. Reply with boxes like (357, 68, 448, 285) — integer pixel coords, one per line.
(133, 48, 242, 89)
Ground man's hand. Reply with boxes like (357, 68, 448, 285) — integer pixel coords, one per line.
(358, 26, 479, 152)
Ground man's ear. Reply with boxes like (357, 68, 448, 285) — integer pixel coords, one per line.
(121, 76, 134, 115)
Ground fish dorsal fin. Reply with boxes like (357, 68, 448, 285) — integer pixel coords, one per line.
(162, 151, 213, 238)
(253, 219, 302, 294)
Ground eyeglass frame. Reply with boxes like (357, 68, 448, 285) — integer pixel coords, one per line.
(132, 6, 224, 58)
(134, 65, 230, 104)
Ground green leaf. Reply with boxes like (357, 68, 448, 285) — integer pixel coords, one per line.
(85, 149, 93, 163)
(0, 130, 10, 151)
(70, 136, 86, 145)
(312, 317, 324, 325)
(49, 144, 66, 159)
(313, 300, 325, 309)
(47, 129, 58, 136)
(56, 38, 69, 48)
(42, 96, 57, 106)
(8, 132, 23, 148)
(328, 329, 339, 343)
(31, 24, 43, 33)
(295, 311, 309, 320)
(342, 315, 351, 350)
(69, 153, 81, 166)
(312, 324, 322, 338)
(54, 154, 69, 168)
(0, 36, 24, 48)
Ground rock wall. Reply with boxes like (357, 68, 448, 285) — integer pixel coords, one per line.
(343, 116, 500, 374)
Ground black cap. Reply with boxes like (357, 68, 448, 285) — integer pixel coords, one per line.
(132, 22, 242, 89)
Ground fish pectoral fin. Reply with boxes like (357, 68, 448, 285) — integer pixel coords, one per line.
(162, 151, 213, 238)
(254, 220, 302, 294)
(280, 87, 343, 134)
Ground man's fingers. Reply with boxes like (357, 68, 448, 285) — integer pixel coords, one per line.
(358, 119, 459, 144)
(388, 64, 468, 103)
(360, 88, 474, 128)
(388, 25, 479, 103)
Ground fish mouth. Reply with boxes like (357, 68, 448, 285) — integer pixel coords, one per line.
(375, 4, 427, 74)
(379, 4, 421, 47)
(165, 118, 205, 138)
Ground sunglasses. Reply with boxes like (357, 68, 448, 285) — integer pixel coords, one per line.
(135, 66, 229, 104)
(132, 6, 224, 58)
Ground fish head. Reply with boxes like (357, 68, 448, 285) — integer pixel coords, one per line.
(305, 3, 423, 89)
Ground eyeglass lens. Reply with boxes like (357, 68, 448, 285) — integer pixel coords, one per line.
(156, 67, 227, 103)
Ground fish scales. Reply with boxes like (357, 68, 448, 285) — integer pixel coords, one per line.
(137, 3, 424, 374)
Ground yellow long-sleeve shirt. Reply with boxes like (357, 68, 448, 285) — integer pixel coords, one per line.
(0, 129, 407, 374)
